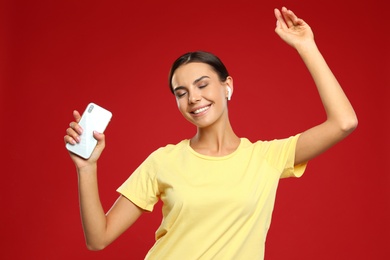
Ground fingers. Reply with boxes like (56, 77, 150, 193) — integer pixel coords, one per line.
(73, 110, 82, 123)
(275, 7, 301, 29)
(274, 8, 286, 30)
(70, 110, 83, 135)
(65, 124, 81, 145)
(64, 134, 77, 145)
(64, 110, 83, 145)
(69, 121, 83, 135)
(281, 7, 294, 28)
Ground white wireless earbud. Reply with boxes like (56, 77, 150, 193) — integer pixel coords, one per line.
(227, 86, 232, 100)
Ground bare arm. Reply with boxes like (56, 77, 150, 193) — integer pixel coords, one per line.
(274, 7, 358, 165)
(65, 110, 143, 250)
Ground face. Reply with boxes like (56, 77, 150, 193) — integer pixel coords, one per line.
(171, 62, 233, 128)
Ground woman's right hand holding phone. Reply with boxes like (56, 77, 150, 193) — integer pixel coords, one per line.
(64, 110, 106, 170)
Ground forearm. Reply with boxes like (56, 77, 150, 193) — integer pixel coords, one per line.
(77, 164, 108, 250)
(297, 41, 358, 131)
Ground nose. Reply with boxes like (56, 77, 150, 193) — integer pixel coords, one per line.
(188, 89, 201, 104)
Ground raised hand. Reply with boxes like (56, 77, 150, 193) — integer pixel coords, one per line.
(273, 8, 358, 165)
(274, 7, 314, 50)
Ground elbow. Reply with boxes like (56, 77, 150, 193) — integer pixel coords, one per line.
(340, 115, 358, 134)
(86, 242, 107, 251)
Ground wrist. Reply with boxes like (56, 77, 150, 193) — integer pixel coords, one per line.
(295, 39, 318, 56)
(77, 163, 97, 174)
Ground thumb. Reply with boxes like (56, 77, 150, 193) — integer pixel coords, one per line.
(93, 131, 105, 142)
(275, 21, 281, 33)
(274, 23, 284, 38)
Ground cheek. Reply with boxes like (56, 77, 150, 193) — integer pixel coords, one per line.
(176, 99, 187, 113)
(212, 85, 225, 98)
(212, 88, 226, 102)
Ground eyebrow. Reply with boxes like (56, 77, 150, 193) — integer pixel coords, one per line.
(193, 75, 210, 84)
(173, 75, 210, 92)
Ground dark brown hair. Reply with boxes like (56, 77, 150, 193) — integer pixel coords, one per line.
(168, 51, 230, 93)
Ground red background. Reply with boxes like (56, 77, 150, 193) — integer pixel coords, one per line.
(1, 0, 389, 259)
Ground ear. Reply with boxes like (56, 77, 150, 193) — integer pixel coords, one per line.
(227, 86, 232, 100)
(225, 76, 233, 100)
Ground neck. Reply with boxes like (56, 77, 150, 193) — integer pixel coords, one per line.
(190, 119, 240, 157)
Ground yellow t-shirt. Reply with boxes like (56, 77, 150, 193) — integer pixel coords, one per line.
(117, 135, 307, 259)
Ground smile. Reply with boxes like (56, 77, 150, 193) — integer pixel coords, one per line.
(192, 105, 210, 114)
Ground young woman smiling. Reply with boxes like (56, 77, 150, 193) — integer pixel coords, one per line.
(64, 7, 357, 259)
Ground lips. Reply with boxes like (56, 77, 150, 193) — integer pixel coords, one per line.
(191, 105, 211, 115)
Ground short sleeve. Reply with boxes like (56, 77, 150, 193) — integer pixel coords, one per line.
(116, 153, 160, 212)
(263, 134, 308, 179)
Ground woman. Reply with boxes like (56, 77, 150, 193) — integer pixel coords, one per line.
(64, 7, 357, 259)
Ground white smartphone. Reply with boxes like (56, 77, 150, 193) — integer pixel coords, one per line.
(66, 103, 112, 159)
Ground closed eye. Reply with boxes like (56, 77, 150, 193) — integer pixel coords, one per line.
(174, 87, 187, 98)
(176, 92, 187, 98)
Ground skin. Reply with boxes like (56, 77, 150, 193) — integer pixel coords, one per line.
(171, 62, 239, 156)
(64, 7, 357, 250)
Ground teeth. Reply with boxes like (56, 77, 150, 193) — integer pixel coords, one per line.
(194, 106, 209, 114)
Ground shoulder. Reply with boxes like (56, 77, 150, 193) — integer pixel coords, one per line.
(149, 139, 189, 159)
(134, 140, 188, 174)
(241, 134, 301, 156)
